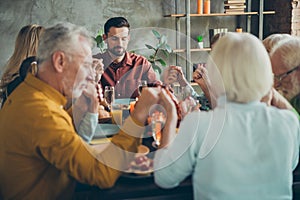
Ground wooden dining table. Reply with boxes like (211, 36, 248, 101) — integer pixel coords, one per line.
(77, 121, 194, 200)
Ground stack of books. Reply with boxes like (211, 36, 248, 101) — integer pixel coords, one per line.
(224, 0, 246, 14)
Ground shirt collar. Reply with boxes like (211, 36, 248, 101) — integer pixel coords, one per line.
(25, 73, 67, 107)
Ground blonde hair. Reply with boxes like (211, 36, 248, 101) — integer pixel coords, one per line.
(208, 32, 273, 103)
(270, 37, 300, 71)
(262, 33, 292, 54)
(1, 24, 44, 84)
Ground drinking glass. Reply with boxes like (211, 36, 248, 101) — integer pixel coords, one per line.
(104, 86, 115, 106)
(151, 112, 165, 148)
(111, 103, 123, 126)
(138, 80, 147, 95)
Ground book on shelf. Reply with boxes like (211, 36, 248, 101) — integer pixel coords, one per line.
(224, 5, 246, 9)
(224, 9, 245, 13)
(224, 0, 246, 3)
(209, 28, 228, 44)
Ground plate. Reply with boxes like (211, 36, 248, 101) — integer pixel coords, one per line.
(124, 168, 154, 175)
(122, 169, 154, 179)
(93, 124, 120, 138)
(98, 116, 112, 124)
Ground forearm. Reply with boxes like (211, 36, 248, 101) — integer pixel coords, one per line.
(77, 112, 98, 142)
(159, 110, 177, 149)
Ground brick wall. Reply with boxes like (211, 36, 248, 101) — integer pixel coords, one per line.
(292, 0, 300, 36)
(264, 0, 300, 37)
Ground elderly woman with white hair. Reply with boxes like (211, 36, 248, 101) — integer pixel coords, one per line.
(153, 32, 300, 200)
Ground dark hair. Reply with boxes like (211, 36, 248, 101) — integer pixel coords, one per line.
(19, 56, 37, 81)
(104, 17, 130, 35)
(210, 32, 226, 47)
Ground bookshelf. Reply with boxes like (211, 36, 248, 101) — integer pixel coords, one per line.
(164, 0, 275, 81)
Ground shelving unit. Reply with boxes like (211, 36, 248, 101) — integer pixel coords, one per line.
(164, 0, 275, 81)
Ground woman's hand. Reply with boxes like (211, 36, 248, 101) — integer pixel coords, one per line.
(131, 87, 161, 124)
(164, 66, 189, 87)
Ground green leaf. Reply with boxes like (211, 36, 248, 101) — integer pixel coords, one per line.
(145, 44, 156, 50)
(152, 64, 162, 74)
(152, 29, 161, 40)
(197, 35, 203, 42)
(165, 44, 172, 53)
(161, 49, 169, 57)
(97, 28, 104, 35)
(157, 58, 167, 67)
(95, 35, 103, 44)
(160, 35, 167, 45)
(156, 43, 163, 49)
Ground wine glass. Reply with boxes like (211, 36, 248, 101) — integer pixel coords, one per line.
(104, 86, 115, 107)
(151, 112, 165, 148)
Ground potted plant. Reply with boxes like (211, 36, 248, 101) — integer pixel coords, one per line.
(197, 35, 204, 48)
(145, 30, 172, 75)
(93, 28, 106, 53)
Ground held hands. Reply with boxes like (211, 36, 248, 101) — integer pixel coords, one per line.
(92, 58, 104, 83)
(79, 81, 99, 113)
(192, 63, 209, 92)
(131, 87, 177, 125)
(164, 66, 189, 87)
(131, 87, 178, 149)
(261, 88, 294, 111)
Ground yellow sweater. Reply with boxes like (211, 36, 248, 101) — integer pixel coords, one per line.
(0, 74, 143, 200)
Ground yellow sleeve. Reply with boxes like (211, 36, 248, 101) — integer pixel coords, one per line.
(38, 110, 144, 188)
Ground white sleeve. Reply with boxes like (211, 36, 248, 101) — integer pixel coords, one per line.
(77, 112, 98, 143)
(154, 112, 200, 188)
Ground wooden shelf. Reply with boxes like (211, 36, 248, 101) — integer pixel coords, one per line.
(173, 48, 211, 53)
(164, 11, 275, 18)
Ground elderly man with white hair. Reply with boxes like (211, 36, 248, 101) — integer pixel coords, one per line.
(270, 37, 300, 115)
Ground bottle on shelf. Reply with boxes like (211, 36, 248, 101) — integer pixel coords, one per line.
(236, 27, 243, 33)
(197, 0, 203, 14)
(203, 0, 211, 14)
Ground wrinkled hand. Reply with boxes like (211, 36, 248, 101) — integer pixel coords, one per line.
(260, 88, 273, 106)
(158, 88, 177, 118)
(192, 63, 209, 91)
(93, 58, 104, 82)
(262, 88, 294, 110)
(131, 87, 161, 124)
(79, 82, 99, 113)
(164, 66, 188, 86)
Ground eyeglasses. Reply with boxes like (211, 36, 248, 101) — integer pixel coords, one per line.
(274, 65, 300, 83)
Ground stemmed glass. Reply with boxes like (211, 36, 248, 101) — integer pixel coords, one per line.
(151, 112, 165, 148)
(104, 86, 115, 108)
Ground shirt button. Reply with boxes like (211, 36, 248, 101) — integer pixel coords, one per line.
(117, 81, 120, 84)
(117, 94, 121, 97)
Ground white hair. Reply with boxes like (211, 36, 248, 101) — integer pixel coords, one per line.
(208, 32, 273, 103)
(37, 22, 93, 63)
(270, 37, 300, 71)
(263, 33, 292, 54)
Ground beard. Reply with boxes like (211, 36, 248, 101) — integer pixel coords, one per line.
(108, 46, 126, 57)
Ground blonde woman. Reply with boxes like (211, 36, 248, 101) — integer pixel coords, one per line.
(154, 32, 299, 200)
(0, 24, 44, 104)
